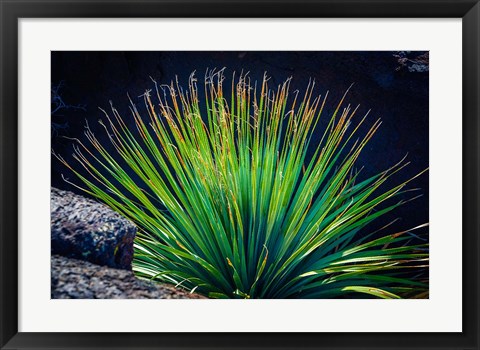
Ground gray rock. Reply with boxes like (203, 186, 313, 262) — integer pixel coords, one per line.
(51, 187, 136, 270)
(51, 255, 205, 299)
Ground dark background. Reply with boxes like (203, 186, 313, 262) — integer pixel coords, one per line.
(51, 51, 429, 238)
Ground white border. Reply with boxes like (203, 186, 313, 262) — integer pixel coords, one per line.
(18, 19, 462, 332)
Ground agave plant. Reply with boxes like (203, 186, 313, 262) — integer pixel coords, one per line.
(56, 69, 428, 299)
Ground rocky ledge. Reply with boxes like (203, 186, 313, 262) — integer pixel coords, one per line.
(51, 187, 205, 299)
(52, 255, 205, 299)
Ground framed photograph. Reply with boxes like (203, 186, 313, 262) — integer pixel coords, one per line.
(1, 0, 478, 349)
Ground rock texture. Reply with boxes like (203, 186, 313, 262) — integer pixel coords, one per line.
(393, 51, 429, 73)
(51, 255, 205, 299)
(51, 187, 205, 299)
(51, 187, 136, 270)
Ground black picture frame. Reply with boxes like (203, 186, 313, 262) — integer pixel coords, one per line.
(1, 0, 478, 349)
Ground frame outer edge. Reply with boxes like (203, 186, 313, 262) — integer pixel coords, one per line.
(1, 0, 479, 349)
(462, 1, 480, 350)
(0, 0, 477, 18)
(0, 1, 19, 349)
